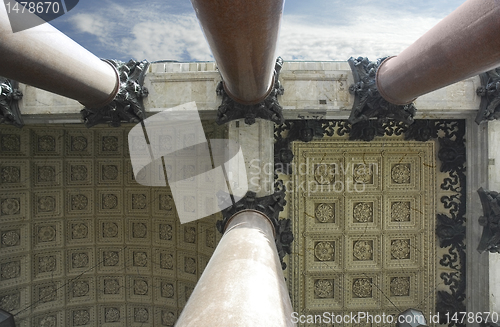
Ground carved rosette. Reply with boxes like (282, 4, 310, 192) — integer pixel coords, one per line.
(71, 194, 88, 210)
(134, 279, 148, 295)
(2, 230, 20, 246)
(391, 239, 410, 259)
(37, 196, 55, 213)
(347, 56, 416, 126)
(159, 224, 173, 241)
(72, 281, 90, 297)
(0, 77, 23, 127)
(314, 279, 334, 298)
(1, 166, 20, 183)
(104, 279, 120, 294)
(102, 222, 118, 238)
(81, 59, 150, 127)
(216, 57, 284, 125)
(160, 253, 174, 270)
(315, 203, 334, 223)
(105, 308, 120, 322)
(71, 165, 88, 181)
(72, 253, 89, 268)
(103, 251, 119, 266)
(217, 180, 292, 269)
(1, 198, 20, 215)
(162, 311, 176, 326)
(391, 164, 410, 183)
(135, 308, 149, 323)
(133, 252, 148, 267)
(184, 257, 196, 274)
(352, 278, 372, 298)
(102, 194, 118, 209)
(476, 67, 500, 124)
(1, 261, 20, 279)
(161, 283, 174, 298)
(133, 223, 147, 238)
(314, 241, 334, 261)
(314, 164, 335, 185)
(390, 277, 410, 296)
(73, 310, 90, 326)
(353, 203, 373, 222)
(353, 164, 373, 184)
(391, 202, 411, 222)
(353, 241, 373, 261)
(38, 226, 56, 242)
(38, 256, 56, 273)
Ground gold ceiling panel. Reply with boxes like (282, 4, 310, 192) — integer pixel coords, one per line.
(0, 124, 223, 327)
(289, 139, 436, 324)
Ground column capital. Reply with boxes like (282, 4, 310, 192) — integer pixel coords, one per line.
(0, 77, 23, 128)
(216, 57, 285, 126)
(476, 67, 500, 124)
(347, 56, 416, 126)
(477, 187, 500, 253)
(80, 59, 150, 128)
(217, 180, 293, 269)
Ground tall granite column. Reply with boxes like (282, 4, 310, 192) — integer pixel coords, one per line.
(176, 119, 295, 326)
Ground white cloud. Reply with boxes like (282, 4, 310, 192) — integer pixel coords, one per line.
(125, 16, 212, 61)
(66, 2, 445, 63)
(277, 11, 442, 61)
(67, 3, 212, 62)
(70, 13, 107, 37)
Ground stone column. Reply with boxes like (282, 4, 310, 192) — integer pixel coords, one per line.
(376, 0, 500, 105)
(190, 0, 284, 104)
(176, 209, 295, 327)
(0, 5, 119, 108)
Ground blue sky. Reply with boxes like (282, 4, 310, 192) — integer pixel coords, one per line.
(48, 0, 464, 63)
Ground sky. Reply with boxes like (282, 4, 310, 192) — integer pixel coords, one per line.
(46, 0, 465, 63)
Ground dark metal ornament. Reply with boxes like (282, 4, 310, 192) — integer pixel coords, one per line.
(216, 180, 293, 270)
(81, 59, 150, 127)
(347, 56, 417, 126)
(476, 67, 500, 124)
(0, 78, 23, 128)
(477, 187, 500, 254)
(216, 57, 285, 126)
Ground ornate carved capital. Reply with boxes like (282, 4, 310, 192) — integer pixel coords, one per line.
(476, 67, 500, 124)
(216, 57, 284, 126)
(216, 180, 293, 269)
(477, 187, 500, 253)
(347, 56, 416, 126)
(81, 59, 150, 128)
(0, 78, 23, 128)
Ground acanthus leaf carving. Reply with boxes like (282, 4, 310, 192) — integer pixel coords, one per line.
(216, 57, 284, 126)
(476, 67, 500, 124)
(217, 180, 292, 269)
(347, 56, 416, 126)
(0, 78, 23, 128)
(81, 59, 150, 128)
(477, 187, 500, 253)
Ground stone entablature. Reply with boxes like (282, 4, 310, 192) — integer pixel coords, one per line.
(15, 61, 481, 122)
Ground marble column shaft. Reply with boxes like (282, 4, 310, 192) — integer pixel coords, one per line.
(175, 210, 295, 327)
